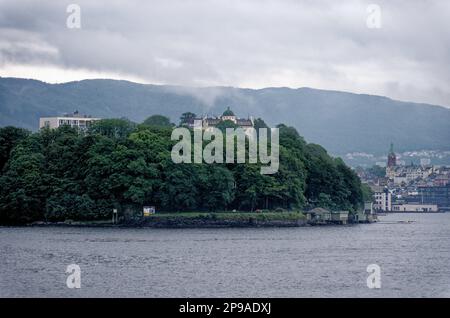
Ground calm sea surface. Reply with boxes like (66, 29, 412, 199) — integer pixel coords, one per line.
(1, 213, 449, 297)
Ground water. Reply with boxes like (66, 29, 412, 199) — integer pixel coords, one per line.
(1, 213, 449, 298)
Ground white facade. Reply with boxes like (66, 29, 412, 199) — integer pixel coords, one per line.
(389, 165, 433, 184)
(364, 202, 374, 214)
(406, 169, 428, 181)
(221, 114, 237, 123)
(372, 187, 392, 212)
(200, 120, 256, 140)
(391, 203, 438, 212)
(39, 114, 101, 130)
(199, 108, 255, 140)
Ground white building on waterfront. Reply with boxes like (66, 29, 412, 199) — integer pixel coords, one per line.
(372, 185, 392, 212)
(391, 203, 438, 212)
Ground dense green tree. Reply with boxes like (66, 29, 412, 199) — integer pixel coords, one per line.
(0, 126, 30, 173)
(253, 118, 269, 130)
(232, 164, 266, 211)
(361, 183, 374, 203)
(179, 112, 197, 126)
(0, 135, 47, 224)
(199, 165, 235, 211)
(367, 165, 386, 178)
(157, 161, 200, 211)
(143, 115, 173, 127)
(89, 118, 136, 139)
(335, 158, 363, 209)
(303, 142, 363, 211)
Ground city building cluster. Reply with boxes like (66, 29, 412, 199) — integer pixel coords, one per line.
(358, 143, 450, 212)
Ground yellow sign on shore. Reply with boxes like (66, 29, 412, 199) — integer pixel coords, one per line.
(143, 206, 155, 217)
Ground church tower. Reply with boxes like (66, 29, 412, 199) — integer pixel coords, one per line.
(386, 143, 397, 179)
(387, 143, 396, 168)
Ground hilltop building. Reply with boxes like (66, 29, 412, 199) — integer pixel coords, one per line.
(183, 107, 255, 136)
(39, 111, 101, 130)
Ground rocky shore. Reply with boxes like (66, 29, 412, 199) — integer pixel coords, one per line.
(26, 212, 309, 228)
(125, 216, 308, 228)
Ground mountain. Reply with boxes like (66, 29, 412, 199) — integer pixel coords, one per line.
(1, 76, 449, 155)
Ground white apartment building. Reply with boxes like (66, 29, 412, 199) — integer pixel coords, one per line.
(372, 186, 392, 212)
(39, 111, 101, 130)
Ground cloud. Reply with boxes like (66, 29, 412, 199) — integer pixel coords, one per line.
(0, 0, 449, 107)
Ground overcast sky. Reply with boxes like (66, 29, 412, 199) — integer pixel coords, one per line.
(0, 0, 449, 107)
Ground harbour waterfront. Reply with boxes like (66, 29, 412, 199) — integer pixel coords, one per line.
(1, 213, 449, 297)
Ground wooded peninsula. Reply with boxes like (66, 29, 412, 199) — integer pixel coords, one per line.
(0, 113, 371, 225)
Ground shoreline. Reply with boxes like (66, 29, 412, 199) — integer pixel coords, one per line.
(28, 213, 309, 228)
(2, 212, 313, 228)
(378, 211, 447, 214)
(0, 212, 385, 228)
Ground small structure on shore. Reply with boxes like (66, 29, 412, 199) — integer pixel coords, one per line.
(330, 211, 349, 224)
(363, 202, 378, 222)
(305, 208, 331, 224)
(306, 208, 351, 225)
(354, 202, 378, 223)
